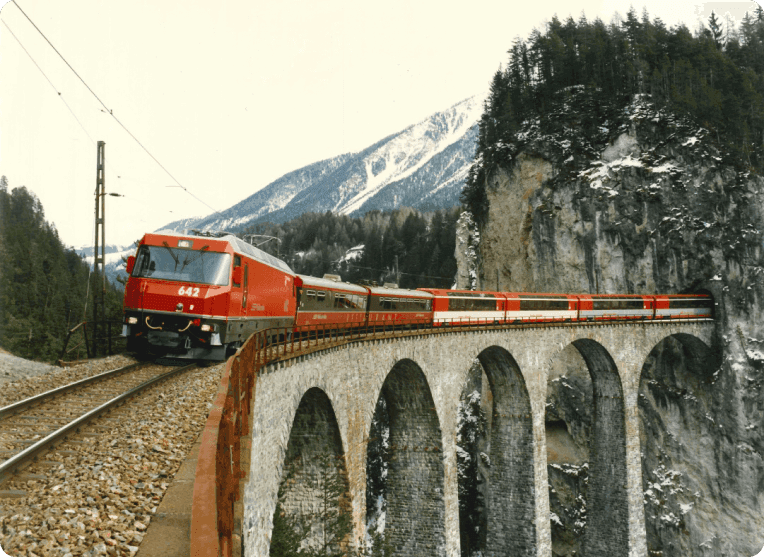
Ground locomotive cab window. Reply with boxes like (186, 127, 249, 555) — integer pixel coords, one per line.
(131, 244, 231, 286)
(233, 255, 242, 287)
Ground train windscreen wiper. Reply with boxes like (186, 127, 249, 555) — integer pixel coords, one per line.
(179, 245, 210, 276)
(161, 241, 180, 270)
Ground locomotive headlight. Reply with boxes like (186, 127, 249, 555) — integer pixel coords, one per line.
(201, 323, 217, 332)
(126, 316, 138, 325)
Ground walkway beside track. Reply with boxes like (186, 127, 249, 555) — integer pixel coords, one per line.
(136, 433, 201, 557)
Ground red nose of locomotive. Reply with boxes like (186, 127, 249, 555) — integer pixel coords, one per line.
(124, 278, 229, 325)
(140, 281, 223, 315)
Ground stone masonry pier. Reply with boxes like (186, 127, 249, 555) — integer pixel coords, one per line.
(242, 321, 715, 557)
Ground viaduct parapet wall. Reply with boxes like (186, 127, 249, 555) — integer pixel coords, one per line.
(242, 321, 714, 557)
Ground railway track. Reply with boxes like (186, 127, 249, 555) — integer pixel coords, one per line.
(0, 357, 223, 555)
(0, 362, 196, 485)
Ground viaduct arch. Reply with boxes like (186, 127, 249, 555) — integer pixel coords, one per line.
(242, 321, 714, 557)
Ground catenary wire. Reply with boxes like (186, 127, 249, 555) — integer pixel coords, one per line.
(2, 18, 147, 221)
(10, 0, 222, 217)
(2, 19, 96, 146)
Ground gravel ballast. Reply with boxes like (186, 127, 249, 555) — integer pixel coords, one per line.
(0, 353, 137, 409)
(0, 353, 225, 557)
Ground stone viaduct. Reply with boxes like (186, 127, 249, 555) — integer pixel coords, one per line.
(241, 320, 715, 557)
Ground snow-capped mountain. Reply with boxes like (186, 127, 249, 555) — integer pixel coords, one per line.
(74, 244, 136, 284)
(76, 243, 134, 264)
(73, 243, 135, 286)
(161, 94, 484, 234)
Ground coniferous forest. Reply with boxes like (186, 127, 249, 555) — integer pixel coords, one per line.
(462, 7, 764, 227)
(240, 207, 462, 290)
(0, 177, 123, 362)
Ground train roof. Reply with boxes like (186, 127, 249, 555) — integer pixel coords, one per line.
(418, 288, 504, 297)
(296, 274, 369, 294)
(148, 230, 294, 274)
(369, 285, 433, 298)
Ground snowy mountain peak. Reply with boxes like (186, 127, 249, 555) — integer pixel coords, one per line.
(337, 96, 485, 215)
(160, 94, 485, 235)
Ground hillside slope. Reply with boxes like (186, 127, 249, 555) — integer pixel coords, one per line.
(467, 90, 764, 556)
(162, 95, 482, 234)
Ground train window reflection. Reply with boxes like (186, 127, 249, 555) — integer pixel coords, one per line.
(132, 245, 231, 286)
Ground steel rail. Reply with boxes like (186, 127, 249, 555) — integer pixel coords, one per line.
(0, 362, 147, 421)
(0, 363, 196, 485)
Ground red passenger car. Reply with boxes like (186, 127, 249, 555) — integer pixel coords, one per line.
(123, 231, 296, 360)
(503, 293, 578, 323)
(418, 288, 505, 326)
(577, 294, 654, 321)
(367, 285, 433, 328)
(294, 274, 369, 330)
(653, 294, 714, 319)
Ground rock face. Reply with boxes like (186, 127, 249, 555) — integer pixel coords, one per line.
(470, 95, 764, 556)
(453, 212, 480, 290)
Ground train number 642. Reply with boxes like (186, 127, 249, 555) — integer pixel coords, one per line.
(178, 286, 200, 297)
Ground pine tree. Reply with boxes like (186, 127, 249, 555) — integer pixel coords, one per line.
(0, 179, 123, 361)
(708, 11, 724, 49)
(462, 7, 764, 223)
(456, 364, 488, 557)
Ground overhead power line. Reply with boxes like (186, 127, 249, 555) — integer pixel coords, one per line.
(10, 0, 221, 217)
(1, 19, 96, 145)
(3, 16, 133, 188)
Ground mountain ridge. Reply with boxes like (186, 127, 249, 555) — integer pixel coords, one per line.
(160, 94, 484, 234)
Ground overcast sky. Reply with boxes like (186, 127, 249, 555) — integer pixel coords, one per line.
(1, 0, 761, 248)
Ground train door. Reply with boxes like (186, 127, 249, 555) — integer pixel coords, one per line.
(231, 255, 243, 316)
(242, 263, 249, 316)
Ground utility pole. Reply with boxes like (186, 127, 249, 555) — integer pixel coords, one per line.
(93, 141, 106, 358)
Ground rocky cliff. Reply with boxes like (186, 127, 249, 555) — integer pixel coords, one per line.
(467, 92, 764, 556)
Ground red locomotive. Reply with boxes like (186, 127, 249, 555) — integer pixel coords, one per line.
(122, 231, 714, 360)
(123, 231, 296, 360)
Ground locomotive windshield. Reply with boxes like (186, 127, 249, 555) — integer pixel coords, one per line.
(132, 244, 231, 286)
